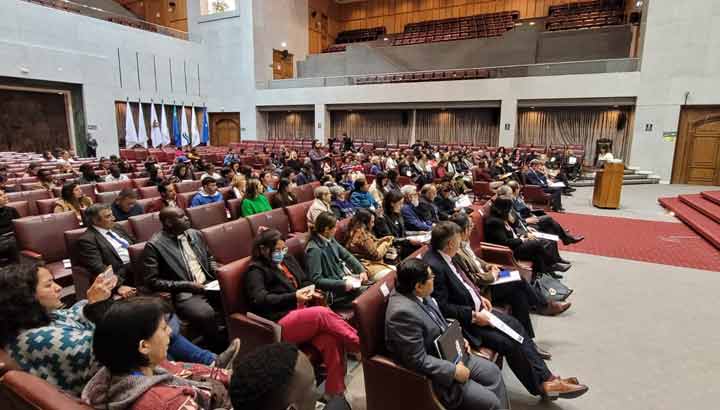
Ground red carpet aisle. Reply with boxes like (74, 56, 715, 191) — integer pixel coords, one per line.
(549, 212, 720, 272)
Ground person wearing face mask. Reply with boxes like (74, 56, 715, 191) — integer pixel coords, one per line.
(143, 207, 225, 352)
(245, 229, 360, 404)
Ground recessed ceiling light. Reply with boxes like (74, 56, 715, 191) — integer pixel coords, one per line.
(281, 42, 287, 48)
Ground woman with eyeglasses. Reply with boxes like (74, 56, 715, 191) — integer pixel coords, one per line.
(244, 228, 360, 403)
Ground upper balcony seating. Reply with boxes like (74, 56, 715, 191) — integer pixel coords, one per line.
(546, 0, 626, 31)
(392, 11, 519, 46)
(322, 26, 387, 53)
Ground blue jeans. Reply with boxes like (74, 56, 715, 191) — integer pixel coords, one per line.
(167, 314, 216, 365)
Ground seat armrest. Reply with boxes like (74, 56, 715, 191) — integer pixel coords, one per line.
(20, 250, 43, 260)
(226, 313, 276, 353)
(364, 355, 446, 410)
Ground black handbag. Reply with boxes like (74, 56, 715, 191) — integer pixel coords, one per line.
(533, 272, 573, 302)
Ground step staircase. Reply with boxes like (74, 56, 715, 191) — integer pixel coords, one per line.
(572, 167, 661, 187)
(658, 190, 720, 251)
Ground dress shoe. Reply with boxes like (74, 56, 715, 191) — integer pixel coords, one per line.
(550, 262, 571, 272)
(536, 346, 552, 360)
(559, 258, 572, 264)
(562, 191, 573, 197)
(552, 207, 566, 213)
(541, 300, 572, 316)
(213, 338, 241, 369)
(548, 271, 564, 279)
(541, 378, 589, 400)
(567, 187, 577, 192)
(563, 234, 585, 245)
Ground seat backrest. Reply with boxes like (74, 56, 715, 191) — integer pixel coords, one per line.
(217, 256, 253, 315)
(334, 217, 351, 244)
(129, 212, 163, 242)
(264, 192, 277, 207)
(285, 201, 313, 234)
(200, 219, 254, 265)
(177, 192, 196, 209)
(186, 201, 228, 230)
(132, 177, 150, 188)
(176, 180, 202, 193)
(352, 271, 397, 358)
(137, 198, 155, 213)
(128, 242, 147, 287)
(96, 191, 119, 204)
(13, 212, 80, 263)
(227, 198, 243, 220)
(6, 189, 52, 216)
(6, 201, 29, 218)
(294, 185, 315, 203)
(286, 234, 308, 267)
(246, 208, 290, 238)
(96, 180, 133, 193)
(0, 369, 93, 410)
(36, 198, 57, 215)
(138, 185, 160, 199)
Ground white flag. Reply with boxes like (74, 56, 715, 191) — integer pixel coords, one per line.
(180, 105, 190, 147)
(150, 102, 163, 148)
(160, 103, 170, 145)
(137, 101, 148, 148)
(190, 106, 201, 147)
(124, 100, 138, 147)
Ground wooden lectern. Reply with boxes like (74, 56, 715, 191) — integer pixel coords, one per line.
(593, 162, 624, 209)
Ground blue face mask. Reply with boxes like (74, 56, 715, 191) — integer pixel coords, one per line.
(271, 250, 286, 264)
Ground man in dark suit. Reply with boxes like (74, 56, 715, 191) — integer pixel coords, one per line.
(525, 159, 564, 212)
(385, 258, 508, 410)
(422, 222, 588, 400)
(77, 204, 137, 298)
(417, 184, 442, 223)
(143, 206, 224, 351)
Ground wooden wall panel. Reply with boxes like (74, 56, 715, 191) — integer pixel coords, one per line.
(0, 89, 70, 153)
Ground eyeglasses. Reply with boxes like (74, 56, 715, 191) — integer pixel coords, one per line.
(275, 247, 288, 253)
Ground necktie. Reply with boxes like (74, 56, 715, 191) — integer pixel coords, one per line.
(422, 299, 447, 332)
(106, 230, 129, 249)
(452, 260, 484, 300)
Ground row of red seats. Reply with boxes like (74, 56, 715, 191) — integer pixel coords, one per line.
(393, 11, 519, 46)
(335, 26, 386, 44)
(546, 0, 625, 31)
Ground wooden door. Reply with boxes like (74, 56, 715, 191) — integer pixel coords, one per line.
(209, 113, 240, 146)
(672, 107, 720, 185)
(273, 49, 294, 80)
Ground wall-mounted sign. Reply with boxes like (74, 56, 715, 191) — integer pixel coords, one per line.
(662, 131, 677, 142)
(645, 123, 653, 132)
(87, 125, 98, 130)
(504, 123, 511, 131)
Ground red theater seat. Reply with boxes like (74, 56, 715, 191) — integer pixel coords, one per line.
(201, 219, 254, 265)
(129, 212, 163, 242)
(285, 201, 313, 234)
(186, 201, 228, 229)
(96, 180, 133, 193)
(247, 208, 291, 238)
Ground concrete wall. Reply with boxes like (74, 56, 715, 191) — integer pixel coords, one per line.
(0, 0, 208, 156)
(252, 0, 309, 83)
(537, 25, 633, 63)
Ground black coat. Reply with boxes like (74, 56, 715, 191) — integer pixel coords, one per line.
(433, 196, 456, 220)
(76, 225, 135, 286)
(483, 215, 522, 250)
(244, 254, 311, 322)
(416, 197, 440, 224)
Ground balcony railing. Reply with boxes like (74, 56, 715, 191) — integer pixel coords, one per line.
(22, 0, 188, 40)
(258, 58, 639, 90)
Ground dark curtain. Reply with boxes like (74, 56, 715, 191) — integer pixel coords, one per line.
(266, 111, 314, 140)
(415, 108, 499, 146)
(517, 108, 633, 163)
(330, 110, 411, 145)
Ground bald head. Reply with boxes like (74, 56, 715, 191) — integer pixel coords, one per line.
(159, 206, 190, 235)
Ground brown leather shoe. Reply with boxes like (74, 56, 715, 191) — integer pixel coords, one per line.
(540, 300, 572, 316)
(541, 378, 589, 400)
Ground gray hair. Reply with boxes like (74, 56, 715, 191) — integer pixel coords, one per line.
(400, 185, 417, 197)
(84, 203, 111, 226)
(496, 185, 513, 197)
(314, 186, 330, 199)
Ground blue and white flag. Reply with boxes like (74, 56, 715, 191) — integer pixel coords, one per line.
(202, 107, 210, 146)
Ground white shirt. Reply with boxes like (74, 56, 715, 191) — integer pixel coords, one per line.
(96, 226, 130, 264)
(178, 233, 206, 284)
(104, 174, 129, 182)
(439, 250, 481, 312)
(385, 157, 398, 170)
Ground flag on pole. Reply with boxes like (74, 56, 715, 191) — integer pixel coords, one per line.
(137, 101, 148, 148)
(180, 106, 190, 147)
(202, 107, 210, 146)
(160, 103, 170, 146)
(124, 100, 138, 147)
(150, 102, 163, 148)
(190, 106, 201, 147)
(172, 105, 181, 147)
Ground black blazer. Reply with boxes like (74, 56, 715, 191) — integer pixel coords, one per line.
(76, 225, 135, 286)
(433, 196, 455, 220)
(483, 215, 523, 250)
(422, 247, 483, 347)
(416, 197, 440, 224)
(374, 212, 406, 239)
(244, 254, 312, 322)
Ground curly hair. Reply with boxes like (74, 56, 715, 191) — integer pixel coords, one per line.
(0, 261, 50, 347)
(229, 343, 300, 410)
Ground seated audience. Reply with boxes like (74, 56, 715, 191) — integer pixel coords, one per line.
(525, 159, 564, 212)
(190, 176, 223, 208)
(82, 297, 233, 410)
(143, 207, 225, 351)
(374, 190, 422, 259)
(227, 173, 247, 201)
(307, 185, 333, 228)
(244, 229, 360, 401)
(37, 169, 59, 192)
(417, 184, 442, 223)
(271, 178, 298, 209)
(260, 171, 277, 193)
(241, 178, 272, 217)
(146, 180, 178, 213)
(330, 185, 354, 220)
(76, 163, 102, 185)
(111, 188, 143, 221)
(368, 172, 388, 204)
(385, 258, 509, 410)
(0, 188, 20, 262)
(434, 183, 460, 220)
(400, 185, 432, 232)
(423, 222, 588, 400)
(484, 197, 570, 278)
(305, 212, 368, 308)
(173, 162, 195, 181)
(218, 167, 235, 187)
(147, 167, 165, 186)
(350, 178, 379, 210)
(506, 181, 584, 245)
(54, 181, 93, 223)
(104, 165, 128, 182)
(345, 209, 396, 280)
(386, 169, 401, 192)
(199, 163, 222, 182)
(296, 164, 316, 186)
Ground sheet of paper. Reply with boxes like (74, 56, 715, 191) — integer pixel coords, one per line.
(533, 232, 560, 242)
(298, 284, 315, 295)
(549, 181, 566, 188)
(487, 312, 524, 343)
(490, 270, 521, 286)
(204, 280, 220, 291)
(455, 194, 472, 209)
(567, 157, 577, 165)
(406, 233, 431, 244)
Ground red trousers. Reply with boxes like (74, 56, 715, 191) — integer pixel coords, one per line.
(279, 306, 360, 395)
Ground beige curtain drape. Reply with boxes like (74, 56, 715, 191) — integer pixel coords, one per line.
(267, 111, 314, 140)
(331, 111, 411, 145)
(517, 108, 633, 163)
(415, 109, 499, 146)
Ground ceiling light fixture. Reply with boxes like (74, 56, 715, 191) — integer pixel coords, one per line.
(529, 21, 536, 26)
(281, 42, 287, 48)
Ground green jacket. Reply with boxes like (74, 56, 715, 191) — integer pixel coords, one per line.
(305, 233, 364, 297)
(241, 195, 272, 217)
